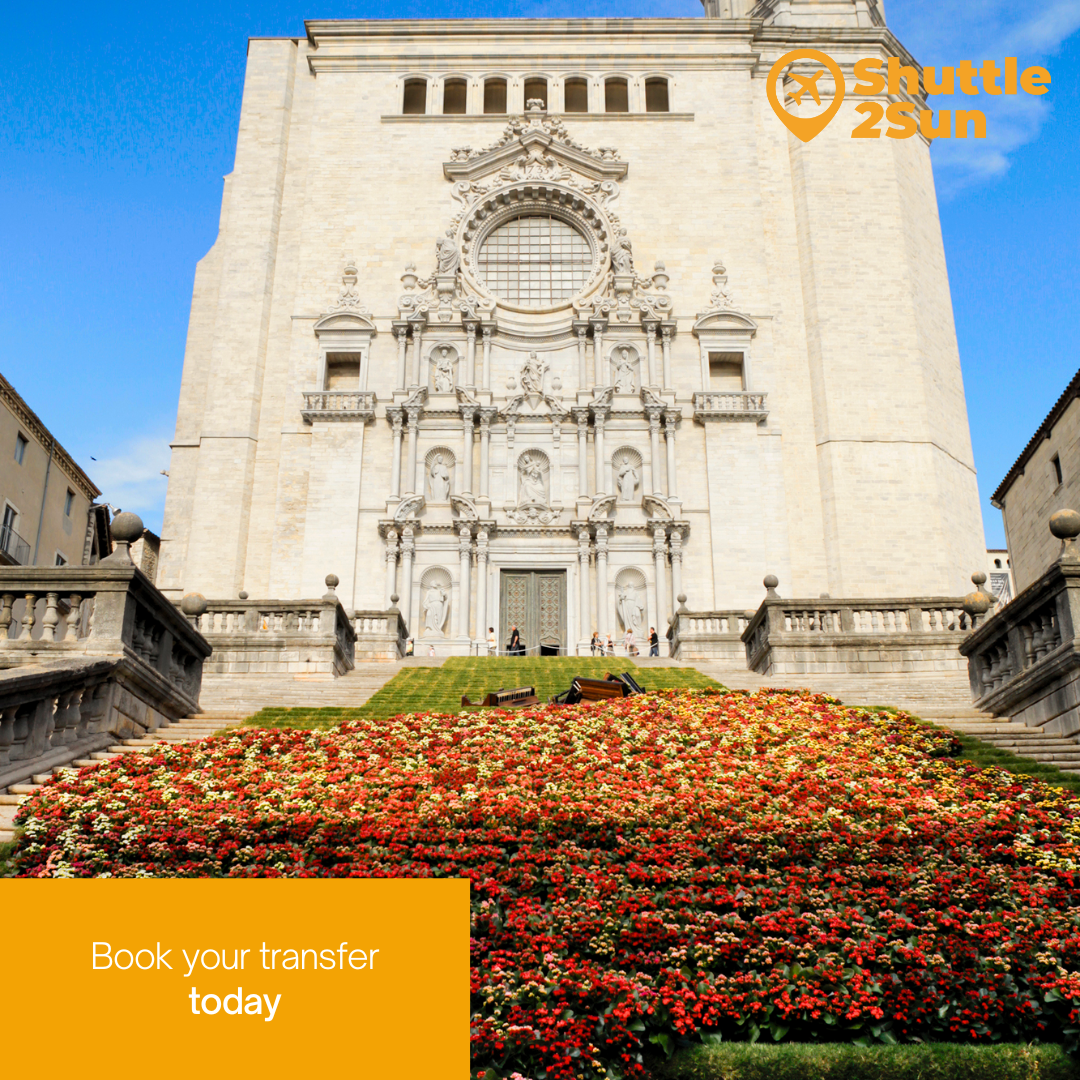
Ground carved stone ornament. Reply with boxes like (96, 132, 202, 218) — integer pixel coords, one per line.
(394, 495, 425, 522)
(588, 494, 617, 522)
(506, 504, 560, 526)
(642, 494, 674, 521)
(334, 258, 370, 313)
(451, 494, 479, 521)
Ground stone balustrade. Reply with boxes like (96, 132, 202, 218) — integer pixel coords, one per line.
(353, 609, 409, 661)
(301, 390, 376, 423)
(960, 511, 1080, 734)
(691, 390, 768, 422)
(669, 609, 753, 662)
(0, 512, 212, 788)
(739, 579, 978, 676)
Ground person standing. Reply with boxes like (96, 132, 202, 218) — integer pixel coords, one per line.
(605, 634, 615, 656)
(590, 630, 600, 655)
(649, 626, 659, 657)
(487, 626, 497, 656)
(509, 624, 522, 656)
(624, 627, 637, 657)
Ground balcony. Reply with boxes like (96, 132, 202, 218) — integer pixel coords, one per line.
(0, 524, 31, 566)
(301, 391, 377, 423)
(692, 390, 768, 423)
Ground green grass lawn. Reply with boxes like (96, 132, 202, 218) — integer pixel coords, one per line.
(244, 656, 724, 729)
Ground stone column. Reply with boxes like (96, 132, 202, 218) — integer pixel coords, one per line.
(647, 409, 663, 495)
(465, 323, 477, 387)
(643, 320, 658, 386)
(593, 410, 607, 495)
(475, 528, 489, 647)
(592, 320, 607, 386)
(595, 524, 609, 640)
(664, 413, 678, 497)
(400, 527, 415, 632)
(653, 525, 668, 645)
(481, 326, 493, 390)
(575, 322, 588, 388)
(411, 324, 424, 387)
(394, 324, 409, 390)
(577, 525, 592, 653)
(384, 529, 399, 607)
(405, 406, 422, 494)
(460, 407, 475, 494)
(573, 408, 590, 499)
(669, 529, 683, 611)
(389, 410, 404, 498)
(457, 525, 472, 640)
(661, 325, 674, 390)
(479, 410, 493, 498)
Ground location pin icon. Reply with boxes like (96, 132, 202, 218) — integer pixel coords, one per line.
(767, 48, 847, 143)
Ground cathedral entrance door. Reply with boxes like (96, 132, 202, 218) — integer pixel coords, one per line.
(500, 570, 567, 656)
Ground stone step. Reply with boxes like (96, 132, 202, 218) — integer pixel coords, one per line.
(9, 784, 41, 795)
(0, 793, 25, 805)
(71, 758, 100, 768)
(89, 752, 120, 761)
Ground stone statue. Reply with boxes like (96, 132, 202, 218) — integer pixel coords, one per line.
(617, 586, 644, 636)
(617, 454, 639, 502)
(423, 584, 448, 635)
(521, 351, 548, 396)
(611, 230, 634, 274)
(433, 345, 456, 392)
(429, 454, 451, 502)
(519, 455, 547, 505)
(436, 235, 460, 275)
(613, 345, 636, 393)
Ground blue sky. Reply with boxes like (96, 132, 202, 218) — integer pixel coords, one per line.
(1, 1, 1078, 548)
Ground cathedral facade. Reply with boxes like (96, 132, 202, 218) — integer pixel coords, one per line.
(158, 0, 986, 656)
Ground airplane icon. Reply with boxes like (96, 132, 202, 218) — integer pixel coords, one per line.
(788, 70, 825, 106)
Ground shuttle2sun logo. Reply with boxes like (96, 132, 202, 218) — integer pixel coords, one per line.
(767, 48, 1052, 143)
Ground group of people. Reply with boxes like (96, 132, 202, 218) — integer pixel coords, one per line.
(590, 627, 660, 657)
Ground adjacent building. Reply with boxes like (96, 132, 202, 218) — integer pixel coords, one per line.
(0, 373, 101, 567)
(157, 0, 987, 655)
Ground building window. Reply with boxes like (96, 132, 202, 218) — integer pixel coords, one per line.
(402, 78, 427, 115)
(709, 353, 745, 390)
(55, 553, 67, 566)
(564, 78, 588, 113)
(524, 77, 547, 109)
(1053, 453, 1064, 487)
(645, 77, 670, 112)
(605, 77, 629, 113)
(64, 489, 75, 517)
(14, 433, 27, 464)
(477, 214, 592, 308)
(442, 78, 467, 115)
(484, 78, 507, 114)
(325, 354, 361, 390)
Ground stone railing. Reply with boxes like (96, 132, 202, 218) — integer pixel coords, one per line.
(669, 609, 753, 662)
(301, 391, 377, 423)
(740, 577, 979, 676)
(353, 609, 409, 661)
(0, 512, 211, 788)
(187, 577, 357, 677)
(692, 391, 768, 423)
(960, 511, 1080, 733)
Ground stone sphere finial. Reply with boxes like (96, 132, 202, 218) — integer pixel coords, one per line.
(676, 592, 689, 613)
(962, 591, 991, 618)
(972, 571, 987, 587)
(325, 574, 340, 590)
(389, 593, 400, 611)
(238, 590, 249, 600)
(763, 574, 780, 598)
(180, 593, 208, 617)
(1050, 509, 1080, 540)
(101, 511, 143, 565)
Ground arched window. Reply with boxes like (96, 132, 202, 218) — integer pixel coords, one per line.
(443, 78, 467, 115)
(645, 77, 669, 113)
(477, 214, 592, 308)
(402, 78, 427, 115)
(564, 77, 588, 113)
(605, 77, 628, 113)
(484, 77, 507, 114)
(524, 77, 547, 109)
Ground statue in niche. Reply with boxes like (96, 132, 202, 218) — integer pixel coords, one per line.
(616, 454, 639, 503)
(423, 584, 448, 635)
(428, 454, 451, 502)
(612, 345, 637, 393)
(617, 586, 645, 636)
(521, 351, 548, 396)
(519, 454, 547, 505)
(611, 230, 634, 274)
(433, 345, 456, 392)
(436, 235, 460, 275)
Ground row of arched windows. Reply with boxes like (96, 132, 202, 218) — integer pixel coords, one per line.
(402, 75, 671, 116)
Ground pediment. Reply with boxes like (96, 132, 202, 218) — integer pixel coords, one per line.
(444, 112, 627, 186)
(692, 310, 759, 336)
(314, 310, 377, 335)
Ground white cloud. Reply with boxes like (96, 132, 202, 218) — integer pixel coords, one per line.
(89, 434, 171, 531)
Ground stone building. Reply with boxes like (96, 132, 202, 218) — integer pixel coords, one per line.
(993, 368, 1080, 593)
(0, 373, 101, 568)
(158, 0, 986, 656)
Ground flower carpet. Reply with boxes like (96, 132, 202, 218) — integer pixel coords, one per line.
(11, 688, 1080, 1079)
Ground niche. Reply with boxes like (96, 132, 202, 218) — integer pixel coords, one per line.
(708, 352, 745, 390)
(325, 353, 361, 390)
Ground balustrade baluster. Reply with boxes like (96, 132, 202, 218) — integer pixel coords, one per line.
(19, 593, 36, 640)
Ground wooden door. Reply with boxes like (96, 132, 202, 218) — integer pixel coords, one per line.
(500, 570, 566, 655)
